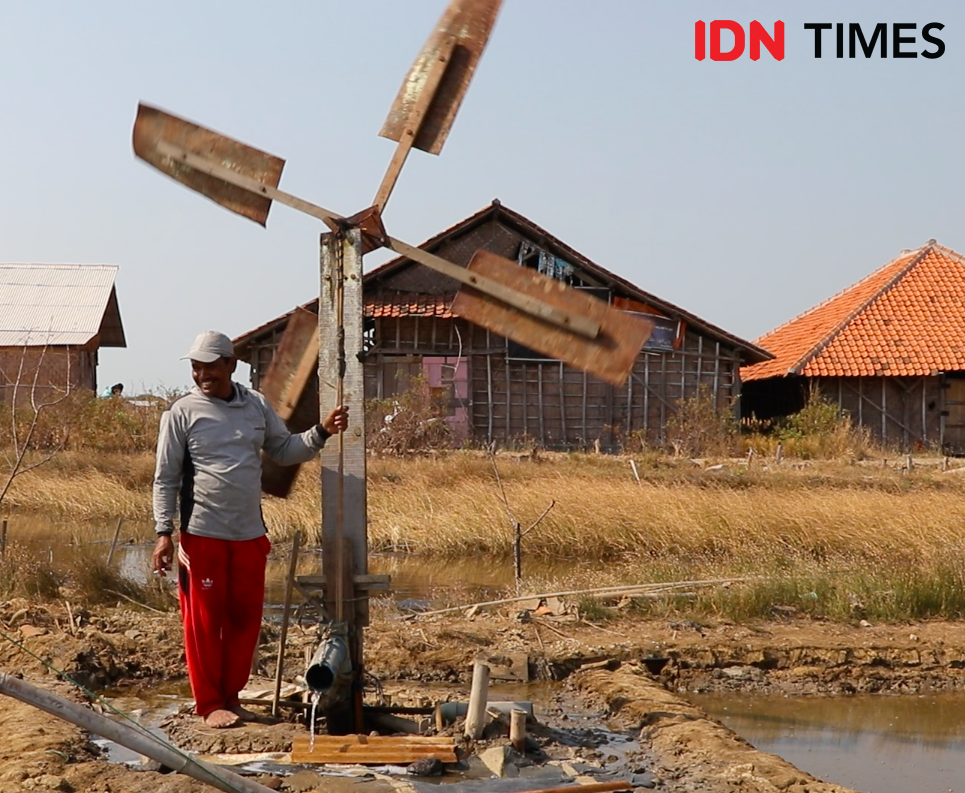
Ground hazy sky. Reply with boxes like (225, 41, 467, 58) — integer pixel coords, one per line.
(1, 1, 961, 391)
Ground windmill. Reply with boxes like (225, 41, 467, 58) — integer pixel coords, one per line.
(132, 0, 652, 733)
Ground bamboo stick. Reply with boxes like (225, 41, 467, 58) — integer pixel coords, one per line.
(105, 517, 124, 566)
(272, 531, 302, 717)
(416, 577, 757, 618)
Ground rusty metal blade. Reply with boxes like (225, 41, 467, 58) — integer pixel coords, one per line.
(451, 251, 654, 387)
(379, 0, 504, 155)
(257, 307, 320, 497)
(132, 103, 285, 226)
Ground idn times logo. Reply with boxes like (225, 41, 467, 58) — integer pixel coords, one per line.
(695, 21, 945, 61)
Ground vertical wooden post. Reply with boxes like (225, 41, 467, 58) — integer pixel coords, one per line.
(882, 378, 887, 444)
(1, 519, 7, 558)
(644, 354, 650, 437)
(522, 362, 528, 439)
(486, 354, 494, 444)
(319, 229, 368, 731)
(559, 361, 567, 445)
(537, 363, 545, 446)
(504, 346, 510, 444)
(465, 661, 490, 739)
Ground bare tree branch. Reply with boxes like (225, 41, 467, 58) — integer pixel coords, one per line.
(520, 499, 555, 538)
(0, 336, 74, 511)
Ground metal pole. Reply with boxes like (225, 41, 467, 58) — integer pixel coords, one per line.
(0, 674, 274, 793)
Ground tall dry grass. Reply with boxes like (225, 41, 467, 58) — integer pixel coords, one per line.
(3, 434, 965, 620)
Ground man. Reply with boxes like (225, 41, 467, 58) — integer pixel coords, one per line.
(152, 330, 348, 728)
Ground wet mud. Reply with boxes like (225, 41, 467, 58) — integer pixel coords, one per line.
(5, 597, 965, 792)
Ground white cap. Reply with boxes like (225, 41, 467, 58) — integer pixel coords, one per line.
(181, 331, 235, 363)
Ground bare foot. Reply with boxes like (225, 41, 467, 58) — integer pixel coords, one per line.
(231, 704, 259, 722)
(203, 709, 240, 728)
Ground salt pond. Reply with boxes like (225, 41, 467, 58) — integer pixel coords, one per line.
(691, 692, 965, 793)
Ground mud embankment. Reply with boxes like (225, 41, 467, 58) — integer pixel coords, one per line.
(5, 600, 965, 792)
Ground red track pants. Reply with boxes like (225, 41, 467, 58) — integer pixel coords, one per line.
(177, 533, 271, 717)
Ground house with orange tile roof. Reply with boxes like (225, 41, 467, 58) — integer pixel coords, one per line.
(233, 201, 770, 451)
(741, 240, 965, 452)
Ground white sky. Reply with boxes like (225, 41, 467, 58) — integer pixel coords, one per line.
(1, 1, 961, 391)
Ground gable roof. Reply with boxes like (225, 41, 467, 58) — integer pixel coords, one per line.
(742, 241, 965, 381)
(0, 264, 126, 347)
(234, 200, 771, 364)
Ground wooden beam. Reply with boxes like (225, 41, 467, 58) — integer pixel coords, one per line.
(291, 735, 457, 765)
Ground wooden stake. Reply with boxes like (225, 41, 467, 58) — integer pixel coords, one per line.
(273, 531, 302, 717)
(105, 517, 123, 566)
(465, 661, 490, 739)
(510, 707, 527, 753)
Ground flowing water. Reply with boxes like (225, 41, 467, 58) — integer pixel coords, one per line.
(690, 692, 965, 793)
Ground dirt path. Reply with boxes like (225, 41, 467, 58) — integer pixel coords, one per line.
(4, 599, 965, 792)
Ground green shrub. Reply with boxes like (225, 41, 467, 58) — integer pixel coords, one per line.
(664, 386, 737, 457)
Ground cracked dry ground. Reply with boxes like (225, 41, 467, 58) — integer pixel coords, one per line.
(5, 597, 965, 792)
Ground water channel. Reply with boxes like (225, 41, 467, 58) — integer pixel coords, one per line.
(9, 518, 965, 791)
(690, 692, 965, 793)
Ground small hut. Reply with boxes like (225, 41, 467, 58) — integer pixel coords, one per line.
(741, 241, 965, 453)
(234, 201, 769, 450)
(0, 264, 126, 404)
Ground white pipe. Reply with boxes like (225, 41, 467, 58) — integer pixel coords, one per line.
(0, 674, 275, 793)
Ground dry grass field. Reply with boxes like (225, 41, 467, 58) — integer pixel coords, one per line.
(2, 445, 965, 621)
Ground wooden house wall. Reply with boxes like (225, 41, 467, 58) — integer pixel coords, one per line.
(824, 376, 943, 451)
(0, 344, 97, 406)
(744, 375, 945, 451)
(362, 315, 741, 450)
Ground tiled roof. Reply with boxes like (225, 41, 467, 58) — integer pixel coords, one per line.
(742, 242, 965, 381)
(364, 294, 453, 319)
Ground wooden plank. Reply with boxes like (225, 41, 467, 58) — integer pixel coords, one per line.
(258, 306, 321, 498)
(295, 574, 390, 591)
(291, 735, 457, 764)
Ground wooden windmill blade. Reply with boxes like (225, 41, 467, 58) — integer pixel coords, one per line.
(132, 104, 285, 226)
(452, 251, 655, 387)
(379, 0, 505, 156)
(374, 0, 505, 209)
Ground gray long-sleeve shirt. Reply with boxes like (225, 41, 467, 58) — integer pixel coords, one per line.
(153, 382, 328, 540)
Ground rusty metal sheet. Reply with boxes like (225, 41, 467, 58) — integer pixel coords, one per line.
(451, 251, 654, 387)
(258, 307, 319, 498)
(132, 103, 285, 226)
(379, 0, 504, 155)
